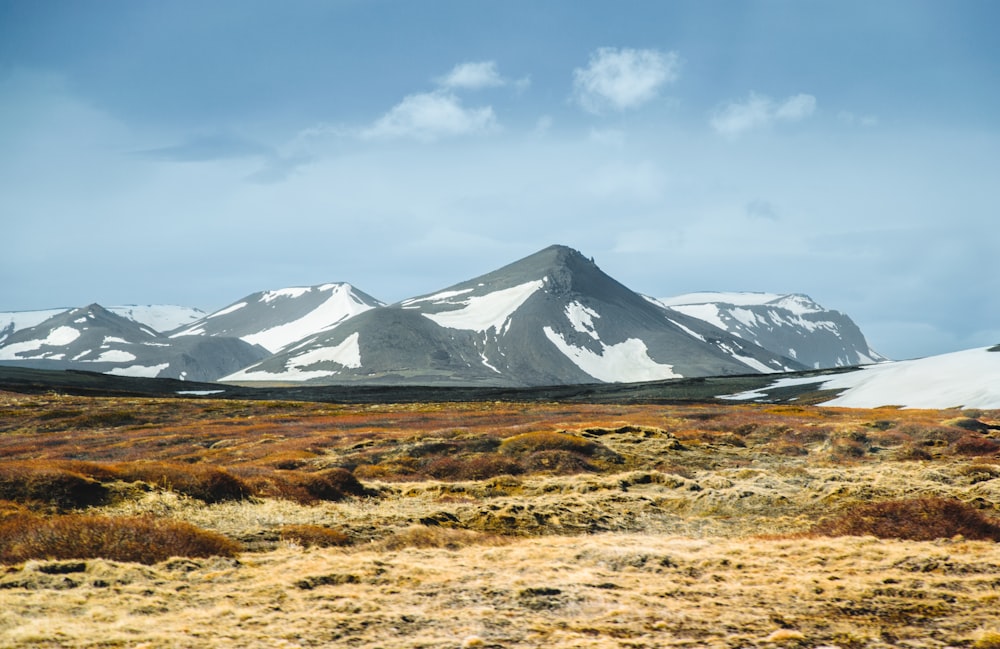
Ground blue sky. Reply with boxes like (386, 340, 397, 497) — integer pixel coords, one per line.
(2, 0, 998, 360)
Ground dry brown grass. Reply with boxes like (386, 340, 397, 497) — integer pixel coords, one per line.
(2, 533, 999, 647)
(1, 391, 999, 646)
(0, 513, 240, 564)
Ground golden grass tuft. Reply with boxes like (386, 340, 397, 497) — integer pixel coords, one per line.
(0, 513, 241, 564)
(499, 430, 602, 456)
(764, 628, 806, 644)
(378, 525, 511, 551)
(972, 629, 1000, 649)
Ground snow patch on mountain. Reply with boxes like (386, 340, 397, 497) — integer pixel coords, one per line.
(225, 332, 363, 382)
(543, 326, 681, 382)
(208, 302, 248, 319)
(401, 288, 474, 307)
(655, 292, 786, 307)
(565, 301, 601, 340)
(0, 326, 82, 359)
(422, 280, 544, 332)
(105, 363, 171, 378)
(107, 305, 206, 332)
(87, 349, 137, 363)
(241, 286, 376, 352)
(261, 288, 310, 302)
(670, 303, 727, 331)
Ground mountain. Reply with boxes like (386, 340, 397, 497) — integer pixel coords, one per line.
(1, 305, 204, 345)
(0, 304, 268, 381)
(722, 345, 1000, 410)
(169, 283, 383, 353)
(651, 292, 887, 369)
(224, 245, 805, 386)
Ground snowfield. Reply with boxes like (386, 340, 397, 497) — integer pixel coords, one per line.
(723, 346, 1000, 409)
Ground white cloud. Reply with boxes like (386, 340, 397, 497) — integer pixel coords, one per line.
(437, 61, 505, 90)
(573, 47, 680, 114)
(710, 92, 817, 137)
(362, 91, 497, 141)
(774, 94, 816, 121)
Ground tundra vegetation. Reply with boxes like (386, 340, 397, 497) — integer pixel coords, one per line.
(1, 390, 999, 647)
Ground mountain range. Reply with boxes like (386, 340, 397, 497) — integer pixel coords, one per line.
(0, 245, 885, 385)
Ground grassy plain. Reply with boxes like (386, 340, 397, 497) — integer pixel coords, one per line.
(1, 390, 999, 648)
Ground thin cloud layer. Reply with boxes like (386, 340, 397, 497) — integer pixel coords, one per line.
(573, 47, 680, 114)
(710, 92, 817, 136)
(362, 92, 497, 141)
(437, 61, 505, 90)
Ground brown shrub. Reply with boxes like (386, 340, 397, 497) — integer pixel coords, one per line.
(238, 467, 368, 504)
(294, 468, 369, 500)
(894, 445, 933, 461)
(425, 454, 523, 481)
(0, 462, 110, 509)
(279, 524, 352, 548)
(953, 435, 1000, 456)
(812, 497, 1000, 541)
(110, 462, 249, 503)
(0, 513, 241, 564)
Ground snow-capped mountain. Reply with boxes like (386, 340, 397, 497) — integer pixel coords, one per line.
(169, 283, 383, 353)
(723, 345, 1000, 409)
(651, 292, 886, 369)
(224, 245, 805, 386)
(0, 304, 268, 381)
(1, 305, 204, 345)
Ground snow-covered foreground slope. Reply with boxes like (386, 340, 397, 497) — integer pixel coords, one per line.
(723, 345, 1000, 409)
(651, 292, 886, 369)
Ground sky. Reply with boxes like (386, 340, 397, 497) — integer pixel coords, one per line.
(2, 0, 998, 361)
